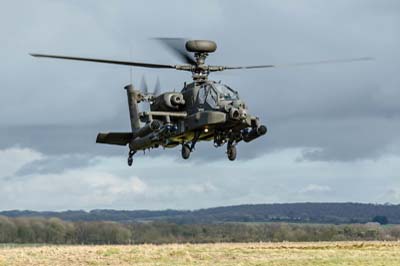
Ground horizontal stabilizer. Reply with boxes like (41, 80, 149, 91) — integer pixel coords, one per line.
(96, 132, 133, 146)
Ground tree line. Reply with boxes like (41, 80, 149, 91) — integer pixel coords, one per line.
(2, 203, 398, 224)
(1, 216, 400, 244)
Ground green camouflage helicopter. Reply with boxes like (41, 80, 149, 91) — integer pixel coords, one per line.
(31, 38, 371, 166)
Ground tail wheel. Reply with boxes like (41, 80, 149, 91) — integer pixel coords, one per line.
(181, 144, 191, 159)
(227, 145, 237, 161)
(127, 150, 136, 167)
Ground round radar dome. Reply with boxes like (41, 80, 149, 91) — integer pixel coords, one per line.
(185, 40, 217, 53)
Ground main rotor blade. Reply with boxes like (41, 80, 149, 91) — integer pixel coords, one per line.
(153, 38, 196, 65)
(223, 57, 374, 70)
(30, 53, 176, 69)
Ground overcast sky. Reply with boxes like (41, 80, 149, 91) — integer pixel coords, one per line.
(1, 0, 399, 211)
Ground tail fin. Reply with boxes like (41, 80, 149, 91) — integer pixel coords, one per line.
(125, 84, 141, 131)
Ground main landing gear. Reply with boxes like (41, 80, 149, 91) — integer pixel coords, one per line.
(181, 132, 200, 160)
(181, 144, 191, 159)
(214, 130, 239, 161)
(127, 150, 136, 167)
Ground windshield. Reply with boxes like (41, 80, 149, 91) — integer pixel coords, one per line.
(198, 84, 218, 108)
(214, 84, 238, 100)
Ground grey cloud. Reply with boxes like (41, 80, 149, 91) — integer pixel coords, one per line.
(15, 154, 93, 176)
(1, 146, 400, 210)
(0, 1, 399, 167)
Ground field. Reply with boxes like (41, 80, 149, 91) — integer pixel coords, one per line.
(1, 242, 400, 266)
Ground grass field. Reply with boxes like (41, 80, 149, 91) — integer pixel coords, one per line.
(1, 241, 400, 266)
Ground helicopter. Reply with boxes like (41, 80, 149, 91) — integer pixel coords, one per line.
(30, 38, 372, 166)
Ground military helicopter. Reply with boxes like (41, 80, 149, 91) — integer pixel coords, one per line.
(30, 39, 372, 166)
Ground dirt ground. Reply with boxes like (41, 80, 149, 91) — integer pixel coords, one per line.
(1, 241, 400, 266)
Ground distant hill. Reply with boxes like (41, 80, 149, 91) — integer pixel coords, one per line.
(1, 203, 399, 224)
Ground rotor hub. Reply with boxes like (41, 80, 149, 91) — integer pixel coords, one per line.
(185, 40, 217, 53)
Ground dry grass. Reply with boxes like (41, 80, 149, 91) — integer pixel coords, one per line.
(1, 241, 400, 266)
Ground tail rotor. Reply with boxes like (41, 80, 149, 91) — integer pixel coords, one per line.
(139, 75, 162, 102)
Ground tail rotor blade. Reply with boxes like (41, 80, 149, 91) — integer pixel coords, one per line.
(140, 75, 149, 95)
(154, 77, 161, 96)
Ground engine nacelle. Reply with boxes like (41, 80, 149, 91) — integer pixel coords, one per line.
(150, 92, 185, 111)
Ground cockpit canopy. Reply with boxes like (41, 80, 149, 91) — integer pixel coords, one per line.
(196, 82, 239, 109)
(213, 83, 239, 101)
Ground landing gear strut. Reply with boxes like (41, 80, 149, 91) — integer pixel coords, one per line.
(227, 142, 237, 161)
(190, 131, 200, 151)
(127, 150, 136, 166)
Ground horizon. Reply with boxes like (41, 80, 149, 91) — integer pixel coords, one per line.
(1, 201, 399, 213)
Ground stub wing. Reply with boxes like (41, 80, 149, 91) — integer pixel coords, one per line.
(96, 132, 133, 146)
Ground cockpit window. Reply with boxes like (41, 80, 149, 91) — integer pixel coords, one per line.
(214, 84, 239, 100)
(198, 85, 207, 104)
(198, 84, 218, 108)
(206, 87, 218, 108)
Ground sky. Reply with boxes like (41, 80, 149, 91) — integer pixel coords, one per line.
(0, 0, 399, 211)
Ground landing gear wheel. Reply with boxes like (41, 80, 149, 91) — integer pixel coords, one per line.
(181, 144, 191, 159)
(128, 157, 133, 166)
(227, 145, 237, 161)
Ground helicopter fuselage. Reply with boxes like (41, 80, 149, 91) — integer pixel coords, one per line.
(135, 80, 265, 150)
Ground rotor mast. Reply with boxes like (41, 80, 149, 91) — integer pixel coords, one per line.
(185, 40, 217, 81)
